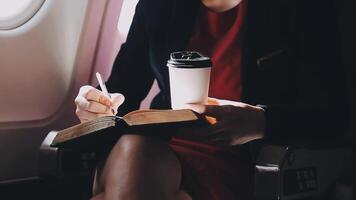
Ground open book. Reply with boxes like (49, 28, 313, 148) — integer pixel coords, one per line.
(51, 109, 206, 150)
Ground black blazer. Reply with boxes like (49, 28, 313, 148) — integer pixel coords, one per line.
(106, 0, 349, 144)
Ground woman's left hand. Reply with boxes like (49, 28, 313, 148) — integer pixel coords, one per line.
(179, 98, 266, 146)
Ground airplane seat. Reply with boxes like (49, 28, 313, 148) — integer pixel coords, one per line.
(39, 131, 95, 199)
(39, 131, 353, 200)
(253, 143, 352, 200)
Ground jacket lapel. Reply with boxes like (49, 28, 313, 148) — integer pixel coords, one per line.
(241, 0, 296, 102)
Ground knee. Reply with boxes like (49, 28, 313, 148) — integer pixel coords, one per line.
(116, 134, 181, 175)
(106, 134, 181, 180)
(116, 134, 157, 155)
(113, 134, 169, 158)
(96, 135, 156, 189)
(97, 134, 182, 198)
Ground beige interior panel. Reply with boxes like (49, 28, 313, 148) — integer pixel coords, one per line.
(0, 0, 88, 124)
(0, 0, 120, 181)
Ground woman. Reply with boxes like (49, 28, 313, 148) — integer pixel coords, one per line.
(75, 0, 348, 199)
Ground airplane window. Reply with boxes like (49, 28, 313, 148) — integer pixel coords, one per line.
(0, 0, 45, 30)
(117, 0, 138, 38)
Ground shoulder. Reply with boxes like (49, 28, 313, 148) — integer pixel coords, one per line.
(135, 0, 178, 35)
(137, 0, 174, 17)
(137, 0, 199, 20)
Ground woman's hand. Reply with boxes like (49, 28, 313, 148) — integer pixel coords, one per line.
(180, 98, 266, 145)
(74, 85, 125, 123)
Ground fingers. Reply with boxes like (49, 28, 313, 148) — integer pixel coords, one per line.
(75, 109, 111, 123)
(75, 95, 90, 110)
(75, 95, 111, 114)
(207, 97, 220, 105)
(110, 93, 125, 114)
(207, 97, 246, 107)
(77, 86, 111, 108)
(204, 105, 230, 119)
(85, 88, 112, 107)
(188, 104, 226, 119)
(75, 85, 126, 122)
(187, 104, 206, 114)
(77, 86, 126, 112)
(87, 101, 111, 113)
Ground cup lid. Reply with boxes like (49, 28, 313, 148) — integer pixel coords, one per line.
(167, 51, 212, 68)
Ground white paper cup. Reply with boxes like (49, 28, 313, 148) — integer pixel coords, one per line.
(167, 51, 212, 109)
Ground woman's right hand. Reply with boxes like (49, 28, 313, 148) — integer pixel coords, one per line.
(75, 85, 125, 123)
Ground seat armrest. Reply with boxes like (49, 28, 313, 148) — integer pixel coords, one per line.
(254, 143, 352, 200)
(39, 131, 98, 179)
(39, 131, 59, 178)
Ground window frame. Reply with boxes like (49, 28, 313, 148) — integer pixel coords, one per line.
(0, 0, 45, 30)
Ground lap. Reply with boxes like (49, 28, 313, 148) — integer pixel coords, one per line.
(93, 135, 253, 200)
(170, 138, 253, 200)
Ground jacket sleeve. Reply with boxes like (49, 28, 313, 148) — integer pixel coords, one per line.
(105, 0, 154, 116)
(261, 0, 349, 144)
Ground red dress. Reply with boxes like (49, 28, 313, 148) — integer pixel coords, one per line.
(169, 1, 253, 200)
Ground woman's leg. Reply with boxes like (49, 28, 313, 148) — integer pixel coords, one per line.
(92, 134, 191, 200)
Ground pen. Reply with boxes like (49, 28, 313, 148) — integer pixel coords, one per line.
(96, 72, 116, 114)
(96, 72, 110, 98)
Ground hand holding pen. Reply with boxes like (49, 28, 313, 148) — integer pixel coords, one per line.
(74, 72, 125, 123)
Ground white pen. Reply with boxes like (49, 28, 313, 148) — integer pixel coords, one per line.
(96, 72, 110, 98)
(96, 72, 116, 114)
